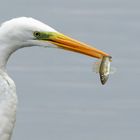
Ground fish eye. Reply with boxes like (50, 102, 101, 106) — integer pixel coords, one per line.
(33, 31, 41, 37)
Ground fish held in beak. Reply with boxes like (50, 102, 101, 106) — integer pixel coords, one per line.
(48, 32, 113, 85)
(99, 56, 112, 85)
(38, 31, 113, 85)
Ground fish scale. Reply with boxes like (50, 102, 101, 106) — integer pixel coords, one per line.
(99, 56, 112, 85)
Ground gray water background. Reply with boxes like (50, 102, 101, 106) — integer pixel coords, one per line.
(0, 0, 140, 139)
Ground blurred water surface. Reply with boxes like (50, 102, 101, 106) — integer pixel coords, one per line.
(0, 0, 140, 140)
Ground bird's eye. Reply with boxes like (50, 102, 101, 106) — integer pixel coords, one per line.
(33, 31, 41, 38)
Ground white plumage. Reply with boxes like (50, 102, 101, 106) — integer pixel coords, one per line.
(0, 17, 109, 140)
(0, 70, 17, 140)
(0, 17, 58, 140)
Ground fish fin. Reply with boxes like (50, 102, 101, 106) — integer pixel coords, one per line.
(92, 60, 116, 74)
(92, 60, 101, 73)
(110, 67, 117, 74)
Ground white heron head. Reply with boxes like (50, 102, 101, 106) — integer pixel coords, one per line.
(0, 17, 109, 69)
(0, 17, 57, 47)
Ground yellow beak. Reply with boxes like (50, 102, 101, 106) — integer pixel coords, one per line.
(44, 32, 110, 59)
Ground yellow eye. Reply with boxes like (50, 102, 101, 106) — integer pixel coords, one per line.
(33, 31, 41, 37)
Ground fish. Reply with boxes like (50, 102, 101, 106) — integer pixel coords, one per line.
(99, 56, 112, 85)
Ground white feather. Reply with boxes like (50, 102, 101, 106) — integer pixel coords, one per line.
(0, 17, 58, 140)
(0, 70, 17, 140)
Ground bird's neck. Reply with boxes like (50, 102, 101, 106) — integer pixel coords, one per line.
(0, 41, 20, 71)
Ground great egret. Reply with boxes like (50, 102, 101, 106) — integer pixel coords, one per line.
(0, 17, 110, 140)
